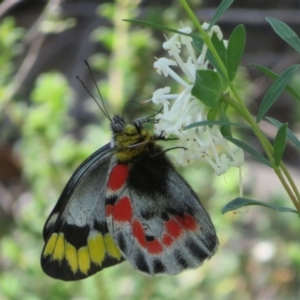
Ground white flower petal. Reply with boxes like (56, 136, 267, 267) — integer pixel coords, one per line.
(151, 24, 243, 175)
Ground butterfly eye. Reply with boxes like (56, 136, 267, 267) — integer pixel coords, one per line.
(112, 122, 124, 133)
(111, 116, 125, 133)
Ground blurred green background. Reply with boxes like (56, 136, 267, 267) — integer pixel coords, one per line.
(1, 1, 300, 299)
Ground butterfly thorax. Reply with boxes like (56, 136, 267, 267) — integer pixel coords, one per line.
(111, 115, 157, 163)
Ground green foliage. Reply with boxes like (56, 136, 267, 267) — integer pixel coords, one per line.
(0, 17, 24, 105)
(225, 136, 272, 167)
(251, 63, 300, 102)
(267, 117, 300, 150)
(273, 123, 288, 167)
(0, 17, 24, 83)
(91, 2, 158, 111)
(208, 0, 234, 30)
(267, 17, 300, 53)
(191, 69, 222, 108)
(226, 25, 246, 82)
(256, 65, 300, 123)
(222, 197, 298, 214)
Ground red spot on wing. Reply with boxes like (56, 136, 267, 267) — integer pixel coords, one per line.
(147, 240, 163, 254)
(107, 164, 129, 191)
(165, 219, 182, 238)
(164, 213, 198, 241)
(162, 233, 173, 247)
(112, 196, 133, 222)
(132, 219, 164, 254)
(132, 219, 147, 248)
(175, 214, 198, 231)
(105, 204, 113, 217)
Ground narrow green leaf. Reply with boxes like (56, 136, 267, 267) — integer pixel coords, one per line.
(222, 197, 298, 214)
(266, 117, 300, 150)
(185, 120, 249, 130)
(273, 123, 288, 166)
(266, 17, 300, 53)
(219, 102, 232, 137)
(192, 35, 204, 51)
(193, 37, 218, 70)
(211, 33, 227, 65)
(251, 64, 300, 102)
(226, 25, 246, 82)
(209, 0, 234, 30)
(191, 70, 222, 108)
(225, 137, 272, 167)
(193, 36, 228, 91)
(124, 19, 186, 35)
(256, 64, 300, 123)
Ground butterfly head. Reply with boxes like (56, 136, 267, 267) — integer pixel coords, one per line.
(110, 115, 155, 162)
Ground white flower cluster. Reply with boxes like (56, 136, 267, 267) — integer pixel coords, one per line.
(151, 24, 244, 175)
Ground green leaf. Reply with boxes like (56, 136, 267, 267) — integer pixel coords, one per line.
(266, 117, 300, 150)
(193, 36, 217, 69)
(256, 64, 300, 123)
(222, 197, 298, 214)
(123, 19, 185, 35)
(185, 120, 249, 130)
(193, 37, 220, 69)
(193, 36, 228, 92)
(191, 69, 222, 108)
(192, 37, 228, 93)
(273, 123, 288, 166)
(225, 136, 272, 167)
(209, 0, 234, 30)
(251, 64, 300, 102)
(226, 25, 246, 82)
(211, 33, 227, 65)
(266, 17, 300, 53)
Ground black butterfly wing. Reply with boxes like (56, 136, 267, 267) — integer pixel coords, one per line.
(41, 143, 124, 281)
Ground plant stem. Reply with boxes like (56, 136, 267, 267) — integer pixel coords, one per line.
(179, 0, 228, 78)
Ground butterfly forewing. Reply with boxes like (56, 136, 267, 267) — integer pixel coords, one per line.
(105, 148, 218, 275)
(41, 144, 124, 281)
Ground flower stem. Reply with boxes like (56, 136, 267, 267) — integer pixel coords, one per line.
(280, 163, 300, 204)
(179, 0, 228, 79)
(275, 166, 300, 212)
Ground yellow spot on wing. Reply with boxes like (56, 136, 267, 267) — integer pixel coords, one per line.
(53, 233, 65, 261)
(65, 242, 78, 274)
(78, 247, 90, 274)
(43, 233, 58, 257)
(88, 233, 105, 265)
(104, 234, 122, 260)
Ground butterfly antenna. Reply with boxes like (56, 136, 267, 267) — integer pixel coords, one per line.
(76, 75, 111, 122)
(84, 60, 112, 122)
(122, 100, 159, 119)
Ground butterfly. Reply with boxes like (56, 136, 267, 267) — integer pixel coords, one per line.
(41, 110, 218, 281)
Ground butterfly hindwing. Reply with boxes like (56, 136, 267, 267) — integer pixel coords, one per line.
(41, 144, 124, 281)
(105, 149, 218, 275)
